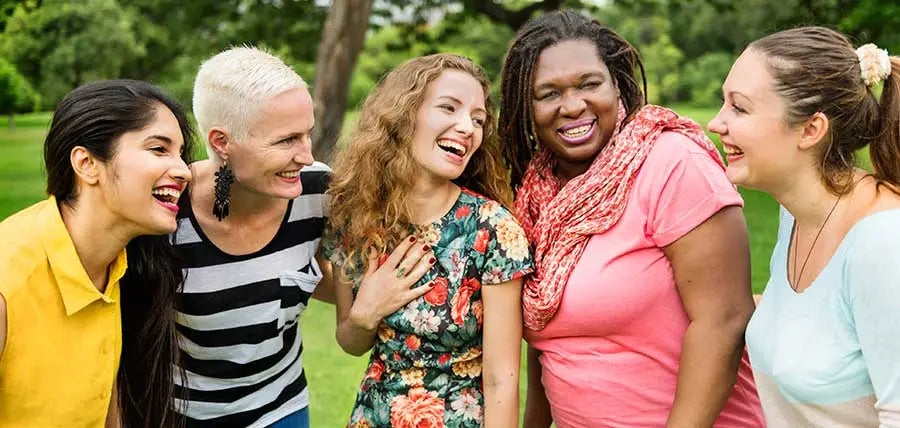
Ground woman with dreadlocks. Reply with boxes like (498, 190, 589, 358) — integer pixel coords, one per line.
(499, 11, 764, 427)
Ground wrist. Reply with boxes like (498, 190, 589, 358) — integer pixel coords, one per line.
(348, 306, 379, 331)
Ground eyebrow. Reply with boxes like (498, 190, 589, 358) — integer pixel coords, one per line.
(534, 71, 606, 91)
(727, 91, 754, 106)
(146, 135, 173, 144)
(272, 127, 314, 142)
(145, 134, 185, 153)
(437, 95, 486, 115)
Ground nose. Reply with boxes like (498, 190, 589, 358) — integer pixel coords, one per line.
(454, 114, 474, 137)
(172, 156, 192, 184)
(294, 134, 314, 166)
(707, 108, 727, 136)
(559, 91, 587, 117)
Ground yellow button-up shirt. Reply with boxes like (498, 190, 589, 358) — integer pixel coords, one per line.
(0, 196, 126, 427)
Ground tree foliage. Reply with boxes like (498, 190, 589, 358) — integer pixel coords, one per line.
(1, 0, 898, 143)
(0, 56, 39, 129)
(2, 0, 145, 107)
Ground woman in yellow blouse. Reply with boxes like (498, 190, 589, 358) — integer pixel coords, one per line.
(0, 80, 194, 427)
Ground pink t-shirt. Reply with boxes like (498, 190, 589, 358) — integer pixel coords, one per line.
(525, 132, 764, 427)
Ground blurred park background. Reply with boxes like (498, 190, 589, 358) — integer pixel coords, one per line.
(1, 0, 898, 425)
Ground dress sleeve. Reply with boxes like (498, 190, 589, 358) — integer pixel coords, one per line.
(843, 220, 900, 424)
(643, 132, 744, 247)
(473, 202, 534, 285)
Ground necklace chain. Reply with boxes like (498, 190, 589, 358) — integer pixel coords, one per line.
(790, 196, 842, 291)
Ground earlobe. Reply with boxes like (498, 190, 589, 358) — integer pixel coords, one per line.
(798, 112, 830, 151)
(70, 146, 100, 185)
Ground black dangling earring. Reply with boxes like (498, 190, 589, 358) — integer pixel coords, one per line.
(213, 160, 234, 221)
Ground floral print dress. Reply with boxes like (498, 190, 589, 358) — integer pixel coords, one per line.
(328, 189, 534, 428)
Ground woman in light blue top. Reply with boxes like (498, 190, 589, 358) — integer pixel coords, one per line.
(707, 27, 900, 426)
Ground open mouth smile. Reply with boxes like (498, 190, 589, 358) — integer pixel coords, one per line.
(437, 138, 468, 158)
(151, 185, 182, 213)
(557, 119, 596, 145)
(722, 143, 744, 162)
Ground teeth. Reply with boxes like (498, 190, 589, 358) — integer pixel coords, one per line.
(151, 187, 181, 201)
(562, 124, 591, 137)
(278, 170, 300, 178)
(723, 146, 744, 155)
(437, 140, 467, 156)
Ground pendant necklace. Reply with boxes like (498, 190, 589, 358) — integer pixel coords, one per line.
(790, 195, 841, 292)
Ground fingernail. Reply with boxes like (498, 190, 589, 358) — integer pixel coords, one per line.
(428, 257, 436, 264)
(408, 236, 417, 242)
(429, 281, 436, 287)
(422, 245, 430, 252)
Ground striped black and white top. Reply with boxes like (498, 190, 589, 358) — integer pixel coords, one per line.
(172, 162, 330, 428)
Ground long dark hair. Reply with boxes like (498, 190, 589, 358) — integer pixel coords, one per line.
(499, 10, 647, 189)
(750, 27, 900, 193)
(44, 79, 193, 427)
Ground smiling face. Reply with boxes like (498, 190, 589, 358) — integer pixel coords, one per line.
(410, 69, 487, 182)
(226, 87, 315, 199)
(707, 48, 806, 191)
(97, 104, 191, 234)
(531, 39, 620, 177)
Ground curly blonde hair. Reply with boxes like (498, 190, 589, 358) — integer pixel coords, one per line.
(328, 54, 511, 275)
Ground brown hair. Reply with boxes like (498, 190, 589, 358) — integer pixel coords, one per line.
(499, 10, 647, 189)
(749, 26, 900, 193)
(328, 54, 510, 276)
(45, 80, 192, 428)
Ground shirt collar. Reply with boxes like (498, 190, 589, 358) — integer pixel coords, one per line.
(38, 196, 128, 316)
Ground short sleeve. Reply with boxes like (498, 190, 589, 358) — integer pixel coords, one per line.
(472, 201, 534, 285)
(642, 132, 744, 247)
(843, 217, 900, 423)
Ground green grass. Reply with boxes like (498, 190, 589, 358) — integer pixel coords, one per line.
(0, 107, 778, 425)
(0, 112, 52, 219)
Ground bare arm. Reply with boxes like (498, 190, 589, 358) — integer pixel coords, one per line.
(0, 293, 6, 362)
(105, 380, 120, 428)
(663, 206, 755, 428)
(523, 345, 553, 428)
(482, 277, 523, 428)
(335, 236, 435, 356)
(312, 253, 336, 304)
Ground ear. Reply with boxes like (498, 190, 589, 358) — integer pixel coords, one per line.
(208, 127, 231, 161)
(70, 146, 100, 186)
(797, 112, 829, 151)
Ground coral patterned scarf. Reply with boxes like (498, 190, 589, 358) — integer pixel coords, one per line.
(514, 103, 725, 331)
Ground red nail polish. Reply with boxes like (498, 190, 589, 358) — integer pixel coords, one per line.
(408, 236, 416, 242)
(422, 245, 430, 252)
(428, 257, 436, 264)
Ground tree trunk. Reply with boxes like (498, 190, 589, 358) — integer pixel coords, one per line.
(311, 0, 372, 165)
(7, 114, 14, 132)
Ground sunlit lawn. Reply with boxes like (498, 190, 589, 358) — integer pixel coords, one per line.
(0, 107, 779, 425)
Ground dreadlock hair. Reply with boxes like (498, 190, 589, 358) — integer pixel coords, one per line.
(499, 10, 647, 189)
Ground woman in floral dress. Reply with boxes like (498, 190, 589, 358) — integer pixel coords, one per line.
(325, 54, 534, 428)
